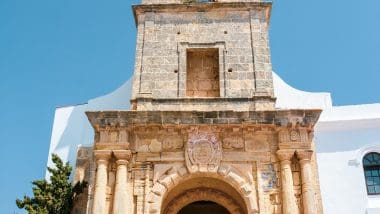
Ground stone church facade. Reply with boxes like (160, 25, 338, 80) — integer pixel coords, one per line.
(70, 0, 324, 213)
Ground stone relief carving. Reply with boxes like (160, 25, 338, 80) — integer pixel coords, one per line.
(279, 129, 309, 144)
(222, 136, 244, 150)
(289, 130, 299, 141)
(162, 135, 183, 151)
(186, 132, 222, 173)
(221, 128, 244, 150)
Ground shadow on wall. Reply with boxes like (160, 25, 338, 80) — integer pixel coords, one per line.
(45, 79, 132, 179)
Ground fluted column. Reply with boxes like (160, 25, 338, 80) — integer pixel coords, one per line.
(276, 150, 298, 214)
(113, 150, 132, 214)
(297, 150, 316, 214)
(92, 150, 112, 214)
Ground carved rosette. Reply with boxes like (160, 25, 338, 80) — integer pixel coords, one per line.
(185, 132, 222, 173)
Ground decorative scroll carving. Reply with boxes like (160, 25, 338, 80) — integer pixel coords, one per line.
(290, 130, 299, 141)
(279, 129, 309, 144)
(186, 132, 222, 173)
(222, 136, 244, 150)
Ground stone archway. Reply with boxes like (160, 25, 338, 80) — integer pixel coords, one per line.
(147, 165, 258, 214)
(164, 187, 243, 214)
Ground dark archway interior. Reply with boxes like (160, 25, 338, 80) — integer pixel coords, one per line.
(178, 201, 230, 214)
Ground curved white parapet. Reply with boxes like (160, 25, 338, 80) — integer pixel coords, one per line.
(272, 71, 332, 110)
(45, 79, 132, 179)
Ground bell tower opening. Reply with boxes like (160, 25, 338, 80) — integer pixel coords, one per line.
(186, 48, 220, 97)
(178, 201, 229, 214)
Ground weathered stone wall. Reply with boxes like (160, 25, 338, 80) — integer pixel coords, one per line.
(74, 123, 323, 214)
(132, 3, 274, 103)
(75, 109, 323, 214)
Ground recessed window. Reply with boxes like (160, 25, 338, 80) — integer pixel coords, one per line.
(363, 152, 380, 195)
(186, 48, 220, 97)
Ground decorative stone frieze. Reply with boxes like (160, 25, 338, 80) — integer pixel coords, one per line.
(278, 128, 314, 150)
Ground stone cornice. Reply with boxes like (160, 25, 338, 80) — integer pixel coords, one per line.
(132, 96, 276, 103)
(132, 2, 272, 26)
(86, 109, 322, 130)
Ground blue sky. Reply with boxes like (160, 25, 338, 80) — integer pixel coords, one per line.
(0, 0, 379, 212)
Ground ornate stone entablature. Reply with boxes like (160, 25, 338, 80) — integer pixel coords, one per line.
(86, 110, 321, 129)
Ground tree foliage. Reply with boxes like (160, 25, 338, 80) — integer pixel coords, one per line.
(16, 154, 87, 214)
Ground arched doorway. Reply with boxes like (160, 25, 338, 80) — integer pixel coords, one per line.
(161, 176, 247, 214)
(178, 201, 229, 214)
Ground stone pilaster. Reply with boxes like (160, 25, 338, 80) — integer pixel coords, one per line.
(143, 163, 151, 214)
(92, 150, 112, 214)
(276, 150, 299, 214)
(297, 150, 316, 214)
(113, 150, 132, 214)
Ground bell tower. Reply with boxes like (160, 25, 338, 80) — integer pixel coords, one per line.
(131, 0, 275, 111)
(76, 1, 324, 214)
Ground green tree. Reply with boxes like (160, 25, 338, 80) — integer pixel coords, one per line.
(16, 154, 87, 214)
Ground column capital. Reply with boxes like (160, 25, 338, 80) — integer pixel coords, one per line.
(94, 150, 112, 161)
(276, 150, 295, 162)
(296, 150, 313, 161)
(113, 150, 132, 161)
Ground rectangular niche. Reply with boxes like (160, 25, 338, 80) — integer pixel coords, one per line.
(186, 48, 220, 97)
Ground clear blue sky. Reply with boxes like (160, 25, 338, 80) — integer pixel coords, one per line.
(0, 0, 379, 212)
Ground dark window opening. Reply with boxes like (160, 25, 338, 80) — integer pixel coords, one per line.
(363, 152, 380, 195)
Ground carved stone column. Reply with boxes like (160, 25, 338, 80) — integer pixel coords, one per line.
(297, 150, 316, 214)
(276, 150, 298, 214)
(143, 163, 151, 214)
(93, 150, 112, 214)
(113, 150, 132, 214)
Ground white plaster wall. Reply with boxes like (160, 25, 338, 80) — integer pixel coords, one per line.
(46, 79, 132, 179)
(316, 119, 380, 213)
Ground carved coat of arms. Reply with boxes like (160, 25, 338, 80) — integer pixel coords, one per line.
(185, 132, 222, 173)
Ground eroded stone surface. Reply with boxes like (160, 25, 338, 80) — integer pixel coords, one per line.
(72, 1, 323, 213)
